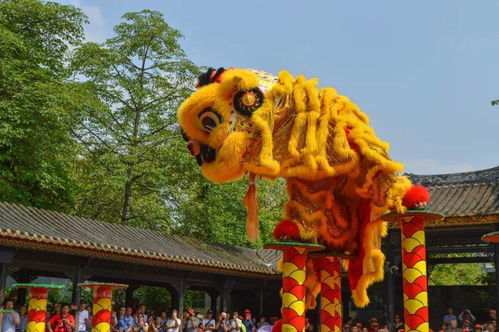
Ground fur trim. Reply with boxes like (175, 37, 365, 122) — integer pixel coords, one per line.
(403, 185, 430, 209)
(273, 220, 301, 241)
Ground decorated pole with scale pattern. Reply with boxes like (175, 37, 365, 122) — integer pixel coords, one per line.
(319, 257, 342, 332)
(13, 283, 64, 332)
(401, 215, 428, 332)
(79, 283, 128, 332)
(383, 211, 443, 332)
(265, 242, 324, 332)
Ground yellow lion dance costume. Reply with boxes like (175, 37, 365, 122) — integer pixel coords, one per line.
(178, 67, 428, 308)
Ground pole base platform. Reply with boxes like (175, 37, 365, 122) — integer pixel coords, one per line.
(264, 241, 325, 252)
(78, 282, 128, 289)
(13, 283, 64, 289)
(381, 210, 444, 223)
(482, 231, 499, 243)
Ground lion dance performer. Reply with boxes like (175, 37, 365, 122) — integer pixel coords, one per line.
(178, 68, 430, 323)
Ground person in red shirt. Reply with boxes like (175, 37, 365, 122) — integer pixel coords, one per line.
(49, 304, 76, 332)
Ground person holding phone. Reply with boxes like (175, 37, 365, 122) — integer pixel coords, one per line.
(215, 313, 228, 332)
(241, 310, 254, 332)
(185, 309, 199, 332)
(226, 312, 241, 332)
(135, 315, 148, 332)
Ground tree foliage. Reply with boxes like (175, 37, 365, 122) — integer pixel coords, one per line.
(68, 9, 287, 246)
(0, 0, 87, 210)
(69, 10, 199, 229)
(0, 0, 287, 248)
(429, 263, 488, 286)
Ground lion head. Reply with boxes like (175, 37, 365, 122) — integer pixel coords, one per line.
(177, 68, 278, 183)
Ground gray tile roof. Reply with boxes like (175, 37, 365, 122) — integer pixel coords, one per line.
(408, 166, 499, 217)
(0, 202, 279, 275)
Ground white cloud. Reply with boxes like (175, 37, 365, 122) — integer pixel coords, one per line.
(70, 0, 106, 42)
(404, 158, 475, 175)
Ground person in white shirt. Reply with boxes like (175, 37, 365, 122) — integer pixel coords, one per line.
(165, 310, 181, 332)
(78, 302, 89, 332)
(226, 312, 241, 332)
(2, 300, 20, 332)
(203, 310, 216, 331)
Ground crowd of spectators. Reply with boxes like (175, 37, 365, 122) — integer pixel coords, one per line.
(340, 308, 497, 332)
(343, 308, 499, 332)
(0, 299, 284, 332)
(2, 298, 497, 332)
(437, 307, 497, 332)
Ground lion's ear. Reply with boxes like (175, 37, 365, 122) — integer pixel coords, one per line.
(218, 69, 259, 98)
(197, 67, 225, 88)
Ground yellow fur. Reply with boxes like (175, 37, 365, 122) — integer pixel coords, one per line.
(177, 68, 413, 308)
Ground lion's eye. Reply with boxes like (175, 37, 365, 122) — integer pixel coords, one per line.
(199, 109, 221, 132)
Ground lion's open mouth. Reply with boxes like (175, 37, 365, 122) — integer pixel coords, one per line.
(187, 142, 217, 166)
(200, 143, 216, 163)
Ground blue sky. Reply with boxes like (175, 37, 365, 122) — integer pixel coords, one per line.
(60, 0, 498, 175)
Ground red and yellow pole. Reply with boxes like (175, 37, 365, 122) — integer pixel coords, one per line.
(13, 283, 64, 332)
(79, 283, 128, 332)
(383, 211, 443, 332)
(481, 231, 499, 317)
(318, 257, 342, 332)
(265, 242, 324, 332)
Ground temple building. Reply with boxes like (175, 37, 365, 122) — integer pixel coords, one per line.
(0, 166, 497, 328)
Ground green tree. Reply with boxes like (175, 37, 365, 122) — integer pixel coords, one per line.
(0, 0, 87, 210)
(133, 286, 172, 313)
(69, 9, 287, 244)
(429, 263, 488, 286)
(69, 10, 199, 229)
(173, 176, 286, 247)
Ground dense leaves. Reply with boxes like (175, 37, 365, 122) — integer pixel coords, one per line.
(429, 263, 488, 286)
(66, 8, 285, 246)
(0, 0, 86, 210)
(68, 9, 200, 229)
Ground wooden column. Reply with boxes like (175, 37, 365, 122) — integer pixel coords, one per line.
(258, 286, 264, 317)
(125, 284, 138, 307)
(207, 290, 218, 314)
(495, 242, 499, 316)
(221, 288, 231, 313)
(0, 247, 16, 304)
(0, 263, 6, 304)
(221, 279, 235, 313)
(72, 263, 83, 305)
(178, 277, 185, 316)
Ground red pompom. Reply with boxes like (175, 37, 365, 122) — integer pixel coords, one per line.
(272, 320, 282, 332)
(403, 185, 430, 210)
(273, 220, 301, 241)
